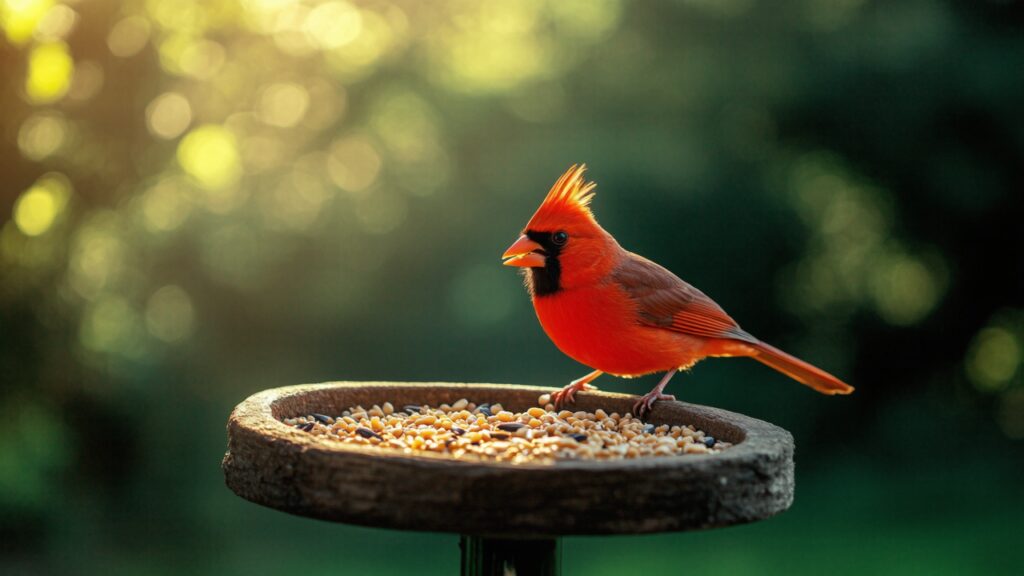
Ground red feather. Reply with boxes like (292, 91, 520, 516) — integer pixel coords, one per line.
(612, 253, 757, 343)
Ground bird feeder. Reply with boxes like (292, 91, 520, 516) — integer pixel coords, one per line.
(222, 382, 794, 575)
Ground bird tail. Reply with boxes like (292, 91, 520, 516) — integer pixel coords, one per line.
(749, 341, 854, 395)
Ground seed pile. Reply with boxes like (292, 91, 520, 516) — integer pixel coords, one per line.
(282, 394, 731, 463)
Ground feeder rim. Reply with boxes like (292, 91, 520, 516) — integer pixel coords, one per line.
(229, 380, 791, 472)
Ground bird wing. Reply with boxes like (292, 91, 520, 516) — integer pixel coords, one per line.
(611, 253, 758, 344)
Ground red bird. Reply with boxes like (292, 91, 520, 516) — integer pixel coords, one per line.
(502, 164, 854, 417)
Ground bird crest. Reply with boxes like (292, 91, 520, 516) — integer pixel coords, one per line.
(525, 164, 597, 231)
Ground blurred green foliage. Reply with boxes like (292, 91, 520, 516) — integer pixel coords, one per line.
(1, 0, 1023, 574)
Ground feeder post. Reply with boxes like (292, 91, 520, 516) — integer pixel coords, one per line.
(460, 535, 560, 576)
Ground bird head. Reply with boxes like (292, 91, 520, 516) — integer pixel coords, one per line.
(502, 164, 618, 296)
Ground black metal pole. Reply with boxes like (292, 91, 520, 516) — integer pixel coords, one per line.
(460, 535, 561, 576)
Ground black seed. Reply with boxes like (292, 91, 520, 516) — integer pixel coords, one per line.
(570, 433, 588, 442)
(490, 432, 511, 440)
(311, 413, 332, 424)
(476, 404, 492, 417)
(297, 422, 315, 432)
(452, 427, 467, 436)
(402, 405, 422, 415)
(356, 427, 382, 440)
(497, 423, 526, 432)
(643, 424, 656, 434)
(704, 436, 716, 448)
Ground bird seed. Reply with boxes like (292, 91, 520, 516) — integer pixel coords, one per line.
(281, 394, 732, 463)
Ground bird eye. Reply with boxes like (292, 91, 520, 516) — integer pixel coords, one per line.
(552, 231, 569, 246)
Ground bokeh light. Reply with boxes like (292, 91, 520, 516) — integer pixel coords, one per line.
(13, 173, 70, 236)
(782, 152, 947, 326)
(139, 176, 193, 233)
(1, 0, 53, 45)
(967, 320, 1023, 393)
(67, 59, 103, 100)
(17, 110, 67, 160)
(106, 14, 150, 57)
(177, 124, 242, 191)
(33, 2, 74, 40)
(146, 91, 193, 139)
(25, 40, 73, 102)
(326, 135, 382, 193)
(304, 0, 361, 49)
(256, 82, 310, 128)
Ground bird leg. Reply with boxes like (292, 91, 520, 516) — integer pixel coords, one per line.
(633, 369, 679, 418)
(551, 369, 603, 410)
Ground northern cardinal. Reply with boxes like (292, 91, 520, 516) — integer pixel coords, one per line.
(502, 164, 853, 416)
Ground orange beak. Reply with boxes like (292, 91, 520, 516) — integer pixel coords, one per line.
(502, 235, 546, 268)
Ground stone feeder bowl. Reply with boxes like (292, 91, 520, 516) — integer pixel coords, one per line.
(222, 382, 794, 575)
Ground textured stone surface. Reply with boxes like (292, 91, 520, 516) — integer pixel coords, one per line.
(222, 382, 794, 537)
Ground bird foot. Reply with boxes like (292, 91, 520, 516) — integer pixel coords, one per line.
(633, 393, 676, 419)
(551, 381, 597, 410)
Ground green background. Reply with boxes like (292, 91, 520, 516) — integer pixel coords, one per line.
(2, 0, 1023, 574)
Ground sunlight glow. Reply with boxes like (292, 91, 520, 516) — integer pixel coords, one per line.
(179, 39, 226, 79)
(427, 3, 550, 94)
(304, 1, 361, 49)
(271, 2, 315, 56)
(323, 8, 393, 80)
(33, 3, 75, 41)
(548, 0, 622, 40)
(1, 0, 52, 45)
(26, 41, 74, 103)
(177, 124, 242, 190)
(159, 35, 226, 79)
(147, 92, 193, 139)
(13, 173, 70, 237)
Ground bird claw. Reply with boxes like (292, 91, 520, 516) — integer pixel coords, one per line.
(552, 382, 597, 410)
(632, 393, 676, 419)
